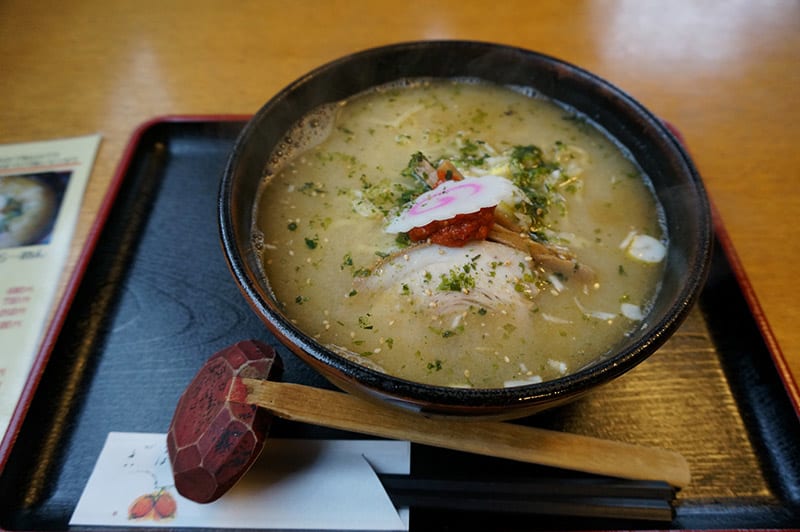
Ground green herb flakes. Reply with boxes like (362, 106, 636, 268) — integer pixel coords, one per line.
(341, 253, 353, 269)
(358, 314, 373, 330)
(353, 267, 371, 278)
(427, 360, 443, 372)
(438, 267, 476, 292)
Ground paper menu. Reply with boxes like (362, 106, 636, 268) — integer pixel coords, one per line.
(70, 433, 411, 530)
(0, 134, 100, 438)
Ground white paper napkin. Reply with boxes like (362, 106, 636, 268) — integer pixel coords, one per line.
(70, 432, 410, 530)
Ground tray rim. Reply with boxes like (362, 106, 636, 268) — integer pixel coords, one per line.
(1, 114, 798, 531)
(0, 115, 255, 465)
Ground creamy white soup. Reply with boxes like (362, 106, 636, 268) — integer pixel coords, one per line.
(254, 79, 667, 389)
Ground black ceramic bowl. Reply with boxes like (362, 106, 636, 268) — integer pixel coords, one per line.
(219, 41, 712, 418)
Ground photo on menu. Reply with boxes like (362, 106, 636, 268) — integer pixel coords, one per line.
(0, 171, 69, 249)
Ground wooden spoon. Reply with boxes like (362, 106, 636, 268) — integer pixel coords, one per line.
(167, 340, 690, 503)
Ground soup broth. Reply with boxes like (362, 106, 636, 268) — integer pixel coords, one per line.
(254, 80, 666, 389)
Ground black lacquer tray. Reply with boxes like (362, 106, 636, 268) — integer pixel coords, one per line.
(0, 117, 798, 531)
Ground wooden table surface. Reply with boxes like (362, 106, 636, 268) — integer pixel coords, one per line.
(2, 1, 798, 390)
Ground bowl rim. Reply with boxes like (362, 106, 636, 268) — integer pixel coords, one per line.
(219, 39, 713, 411)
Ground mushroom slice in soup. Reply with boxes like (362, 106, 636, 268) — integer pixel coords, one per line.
(358, 241, 541, 325)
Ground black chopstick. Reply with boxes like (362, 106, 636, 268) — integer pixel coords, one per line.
(379, 474, 676, 522)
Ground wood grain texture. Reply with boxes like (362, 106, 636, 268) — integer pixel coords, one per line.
(242, 377, 691, 487)
(1, 1, 797, 386)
